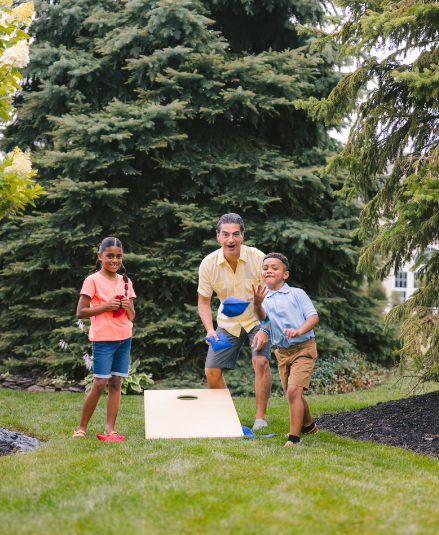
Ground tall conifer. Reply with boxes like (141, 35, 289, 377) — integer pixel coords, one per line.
(0, 0, 394, 378)
(298, 0, 439, 384)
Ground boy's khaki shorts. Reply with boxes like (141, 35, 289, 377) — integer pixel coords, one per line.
(274, 338, 317, 392)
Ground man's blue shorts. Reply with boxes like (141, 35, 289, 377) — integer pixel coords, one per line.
(205, 325, 272, 370)
(92, 338, 132, 379)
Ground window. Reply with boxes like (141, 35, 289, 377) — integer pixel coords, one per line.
(415, 247, 437, 264)
(395, 271, 407, 288)
(398, 291, 406, 304)
(414, 272, 425, 289)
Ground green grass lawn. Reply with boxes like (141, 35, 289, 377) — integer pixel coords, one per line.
(1, 383, 439, 535)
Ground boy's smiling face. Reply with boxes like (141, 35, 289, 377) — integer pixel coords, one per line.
(262, 258, 289, 291)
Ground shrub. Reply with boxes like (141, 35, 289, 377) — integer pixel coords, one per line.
(152, 352, 387, 397)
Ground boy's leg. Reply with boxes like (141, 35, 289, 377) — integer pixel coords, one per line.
(283, 340, 318, 446)
(286, 384, 305, 437)
(302, 395, 313, 428)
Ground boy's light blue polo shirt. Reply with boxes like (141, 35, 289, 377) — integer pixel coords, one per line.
(261, 283, 317, 347)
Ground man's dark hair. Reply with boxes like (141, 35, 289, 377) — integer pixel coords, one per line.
(216, 213, 245, 234)
(263, 252, 289, 271)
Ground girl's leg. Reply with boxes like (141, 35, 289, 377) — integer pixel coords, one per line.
(105, 338, 131, 434)
(105, 375, 123, 434)
(77, 378, 108, 433)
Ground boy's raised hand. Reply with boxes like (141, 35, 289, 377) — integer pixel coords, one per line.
(252, 283, 269, 306)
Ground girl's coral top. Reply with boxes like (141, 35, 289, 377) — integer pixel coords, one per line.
(80, 272, 136, 342)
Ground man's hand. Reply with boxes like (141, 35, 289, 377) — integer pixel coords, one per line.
(205, 329, 219, 345)
(283, 327, 303, 340)
(105, 295, 121, 312)
(252, 283, 269, 307)
(252, 329, 268, 351)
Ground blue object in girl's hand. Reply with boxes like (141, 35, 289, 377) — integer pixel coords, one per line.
(221, 296, 250, 317)
(204, 332, 233, 352)
(241, 426, 255, 438)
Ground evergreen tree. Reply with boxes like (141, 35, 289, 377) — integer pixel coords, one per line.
(0, 0, 394, 380)
(297, 0, 439, 384)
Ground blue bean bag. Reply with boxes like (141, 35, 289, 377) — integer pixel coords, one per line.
(241, 426, 255, 438)
(221, 296, 250, 317)
(204, 332, 233, 352)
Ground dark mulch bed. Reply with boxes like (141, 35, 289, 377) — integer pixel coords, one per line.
(315, 390, 439, 459)
(0, 440, 17, 457)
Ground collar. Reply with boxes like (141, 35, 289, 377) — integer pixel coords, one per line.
(217, 244, 248, 265)
(266, 283, 291, 298)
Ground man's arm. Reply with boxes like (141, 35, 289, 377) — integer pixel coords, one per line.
(198, 293, 219, 343)
(284, 314, 319, 340)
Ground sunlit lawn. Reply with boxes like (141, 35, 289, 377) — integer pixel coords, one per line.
(1, 382, 439, 535)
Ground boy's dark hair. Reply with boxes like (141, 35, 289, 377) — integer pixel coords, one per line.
(96, 237, 129, 288)
(263, 252, 289, 271)
(216, 213, 245, 234)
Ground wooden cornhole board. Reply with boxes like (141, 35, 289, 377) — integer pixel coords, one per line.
(144, 389, 244, 439)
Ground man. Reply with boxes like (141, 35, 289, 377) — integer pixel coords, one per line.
(198, 213, 272, 431)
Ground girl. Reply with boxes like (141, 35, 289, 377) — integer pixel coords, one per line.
(73, 237, 136, 438)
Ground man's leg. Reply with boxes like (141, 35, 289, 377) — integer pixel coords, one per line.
(249, 326, 272, 428)
(205, 367, 227, 389)
(252, 355, 272, 421)
(204, 327, 244, 389)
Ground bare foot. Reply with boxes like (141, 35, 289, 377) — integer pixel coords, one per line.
(283, 440, 302, 448)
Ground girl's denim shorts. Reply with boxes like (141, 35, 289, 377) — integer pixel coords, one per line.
(92, 338, 132, 379)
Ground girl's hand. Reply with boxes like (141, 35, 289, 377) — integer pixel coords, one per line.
(120, 297, 131, 310)
(252, 283, 269, 306)
(106, 295, 121, 311)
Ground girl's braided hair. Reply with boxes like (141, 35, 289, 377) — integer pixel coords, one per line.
(96, 237, 129, 286)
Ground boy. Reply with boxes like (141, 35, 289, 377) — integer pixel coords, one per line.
(252, 252, 319, 447)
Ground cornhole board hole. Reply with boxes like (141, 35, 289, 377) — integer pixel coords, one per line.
(144, 389, 244, 439)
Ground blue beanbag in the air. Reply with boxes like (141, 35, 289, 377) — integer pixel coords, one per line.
(204, 333, 233, 352)
(221, 296, 250, 317)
